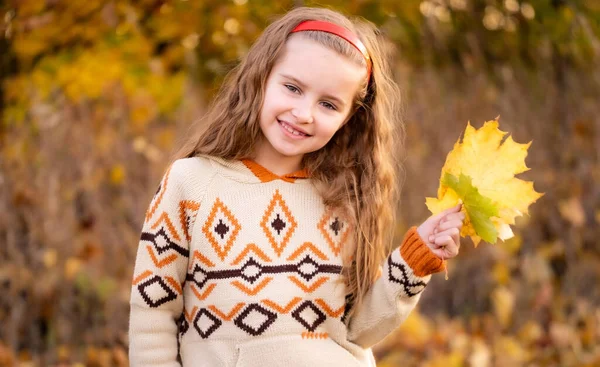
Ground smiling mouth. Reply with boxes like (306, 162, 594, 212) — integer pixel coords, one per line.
(278, 120, 311, 137)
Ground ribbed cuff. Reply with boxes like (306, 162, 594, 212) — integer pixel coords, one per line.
(400, 226, 445, 277)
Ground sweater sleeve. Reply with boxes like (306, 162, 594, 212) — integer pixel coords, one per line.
(346, 226, 445, 348)
(129, 161, 200, 366)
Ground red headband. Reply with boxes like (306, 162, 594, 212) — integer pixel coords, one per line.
(290, 20, 372, 82)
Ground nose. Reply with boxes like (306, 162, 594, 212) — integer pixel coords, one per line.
(291, 101, 314, 124)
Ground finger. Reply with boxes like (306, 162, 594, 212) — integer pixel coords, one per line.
(442, 211, 466, 223)
(429, 203, 462, 223)
(429, 243, 458, 259)
(432, 236, 459, 258)
(435, 219, 464, 233)
(432, 228, 460, 245)
(429, 227, 460, 243)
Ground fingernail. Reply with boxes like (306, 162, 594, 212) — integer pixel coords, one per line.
(429, 235, 434, 242)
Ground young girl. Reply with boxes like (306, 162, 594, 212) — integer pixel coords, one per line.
(129, 6, 464, 367)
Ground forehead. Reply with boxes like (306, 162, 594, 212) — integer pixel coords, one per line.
(272, 35, 366, 100)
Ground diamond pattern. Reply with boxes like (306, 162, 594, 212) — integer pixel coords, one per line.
(193, 308, 222, 338)
(261, 190, 297, 257)
(318, 211, 351, 256)
(296, 255, 320, 282)
(387, 255, 427, 297)
(202, 199, 241, 261)
(137, 275, 178, 308)
(234, 303, 277, 336)
(240, 257, 264, 284)
(292, 300, 326, 332)
(141, 226, 189, 262)
(189, 264, 210, 289)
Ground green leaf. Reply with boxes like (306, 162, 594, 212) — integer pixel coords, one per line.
(442, 173, 499, 243)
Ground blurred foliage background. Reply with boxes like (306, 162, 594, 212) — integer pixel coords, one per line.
(1, 0, 599, 366)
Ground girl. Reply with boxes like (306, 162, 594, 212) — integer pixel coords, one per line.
(129, 6, 464, 367)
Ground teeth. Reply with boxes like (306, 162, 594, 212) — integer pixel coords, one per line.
(281, 121, 306, 136)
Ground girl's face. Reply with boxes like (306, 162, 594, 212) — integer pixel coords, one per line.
(256, 34, 366, 173)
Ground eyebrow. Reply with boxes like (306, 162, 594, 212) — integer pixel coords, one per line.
(279, 73, 347, 108)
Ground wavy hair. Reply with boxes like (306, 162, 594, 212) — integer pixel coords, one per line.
(173, 7, 404, 317)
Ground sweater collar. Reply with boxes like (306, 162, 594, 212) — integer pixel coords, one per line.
(241, 159, 310, 183)
(202, 155, 310, 184)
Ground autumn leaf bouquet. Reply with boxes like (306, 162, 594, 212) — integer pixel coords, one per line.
(426, 119, 543, 246)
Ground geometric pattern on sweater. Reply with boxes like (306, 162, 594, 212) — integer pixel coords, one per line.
(179, 295, 349, 339)
(260, 189, 298, 257)
(132, 270, 183, 308)
(318, 210, 352, 257)
(129, 157, 444, 367)
(202, 198, 241, 261)
(386, 250, 427, 297)
(186, 247, 342, 297)
(145, 164, 172, 224)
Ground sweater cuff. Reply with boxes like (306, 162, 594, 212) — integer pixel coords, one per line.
(400, 226, 445, 277)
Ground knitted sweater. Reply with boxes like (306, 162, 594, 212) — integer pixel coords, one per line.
(129, 155, 444, 367)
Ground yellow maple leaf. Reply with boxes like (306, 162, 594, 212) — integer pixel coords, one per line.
(426, 119, 543, 246)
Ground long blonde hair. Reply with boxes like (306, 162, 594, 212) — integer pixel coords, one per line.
(173, 7, 404, 316)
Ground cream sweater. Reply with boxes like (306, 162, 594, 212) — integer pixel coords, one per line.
(129, 155, 444, 367)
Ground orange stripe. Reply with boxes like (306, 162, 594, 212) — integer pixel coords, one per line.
(301, 332, 328, 339)
(241, 159, 309, 183)
(192, 250, 215, 267)
(231, 243, 272, 265)
(208, 303, 246, 321)
(184, 306, 198, 322)
(286, 242, 328, 261)
(190, 283, 216, 300)
(261, 297, 302, 313)
(145, 165, 172, 222)
(231, 277, 273, 296)
(288, 276, 328, 293)
(146, 245, 178, 268)
(151, 212, 182, 242)
(179, 200, 200, 242)
(165, 276, 183, 295)
(132, 270, 152, 285)
(314, 299, 345, 317)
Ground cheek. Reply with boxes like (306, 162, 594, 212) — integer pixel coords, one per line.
(318, 118, 346, 141)
(262, 85, 287, 113)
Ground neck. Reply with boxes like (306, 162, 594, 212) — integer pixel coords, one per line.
(253, 140, 304, 176)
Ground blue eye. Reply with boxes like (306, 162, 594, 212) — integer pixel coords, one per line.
(285, 84, 300, 93)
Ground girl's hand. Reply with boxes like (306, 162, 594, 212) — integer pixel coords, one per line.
(417, 203, 464, 260)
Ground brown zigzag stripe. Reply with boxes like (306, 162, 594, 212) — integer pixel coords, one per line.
(387, 254, 427, 297)
(186, 254, 342, 290)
